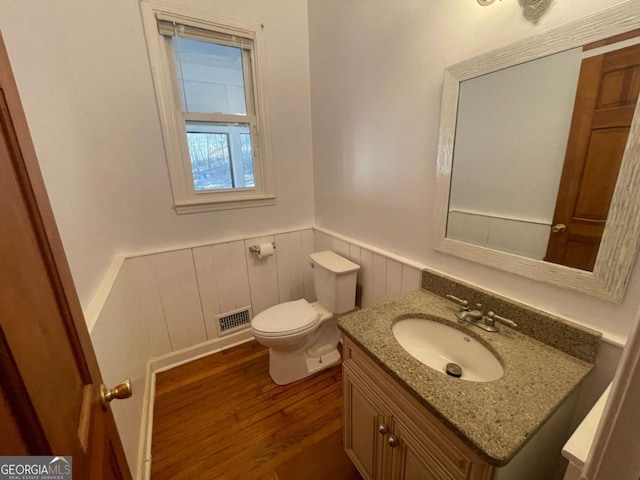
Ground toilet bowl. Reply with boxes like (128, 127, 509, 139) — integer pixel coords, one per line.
(250, 251, 360, 385)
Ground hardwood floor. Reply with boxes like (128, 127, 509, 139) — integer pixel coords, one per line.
(151, 340, 363, 480)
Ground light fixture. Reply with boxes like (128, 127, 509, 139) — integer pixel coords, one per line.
(477, 0, 553, 24)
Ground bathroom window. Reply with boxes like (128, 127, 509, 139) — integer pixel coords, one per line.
(141, 2, 274, 213)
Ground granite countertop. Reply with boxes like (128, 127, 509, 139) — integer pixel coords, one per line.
(338, 288, 594, 466)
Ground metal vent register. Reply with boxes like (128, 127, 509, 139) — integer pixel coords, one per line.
(216, 307, 252, 336)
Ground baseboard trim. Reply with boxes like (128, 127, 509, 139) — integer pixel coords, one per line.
(135, 329, 255, 480)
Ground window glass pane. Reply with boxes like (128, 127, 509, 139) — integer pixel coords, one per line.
(186, 122, 255, 191)
(240, 134, 255, 187)
(187, 131, 233, 191)
(173, 37, 247, 115)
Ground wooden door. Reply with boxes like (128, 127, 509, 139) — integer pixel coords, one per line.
(544, 42, 640, 271)
(0, 34, 132, 479)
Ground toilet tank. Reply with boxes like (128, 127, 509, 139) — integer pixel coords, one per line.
(310, 251, 360, 314)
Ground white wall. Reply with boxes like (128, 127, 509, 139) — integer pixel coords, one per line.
(0, 0, 315, 314)
(308, 0, 640, 341)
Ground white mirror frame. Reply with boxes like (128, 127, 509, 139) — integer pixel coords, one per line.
(434, 0, 640, 303)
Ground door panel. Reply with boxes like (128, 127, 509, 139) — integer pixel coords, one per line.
(0, 94, 87, 455)
(0, 34, 131, 479)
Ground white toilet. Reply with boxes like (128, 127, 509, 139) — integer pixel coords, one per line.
(251, 250, 360, 385)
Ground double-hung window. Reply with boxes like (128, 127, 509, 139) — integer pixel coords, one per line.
(141, 2, 275, 213)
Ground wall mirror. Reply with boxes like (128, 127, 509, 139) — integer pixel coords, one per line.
(434, 1, 640, 302)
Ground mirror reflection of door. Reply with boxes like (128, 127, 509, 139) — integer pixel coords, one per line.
(545, 38, 640, 271)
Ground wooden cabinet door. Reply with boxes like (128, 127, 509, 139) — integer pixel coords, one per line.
(0, 34, 131, 479)
(343, 365, 391, 480)
(388, 421, 454, 480)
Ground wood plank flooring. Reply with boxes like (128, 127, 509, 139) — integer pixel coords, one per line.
(151, 340, 363, 479)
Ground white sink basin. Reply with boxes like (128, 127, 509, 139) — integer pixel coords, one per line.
(392, 317, 504, 382)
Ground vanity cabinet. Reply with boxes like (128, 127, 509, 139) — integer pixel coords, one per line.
(343, 337, 495, 480)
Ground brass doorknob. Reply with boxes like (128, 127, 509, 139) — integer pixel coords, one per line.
(100, 379, 132, 410)
(551, 223, 567, 233)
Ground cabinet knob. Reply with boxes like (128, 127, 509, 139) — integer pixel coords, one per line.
(552, 223, 567, 233)
(378, 424, 388, 435)
(388, 435, 399, 448)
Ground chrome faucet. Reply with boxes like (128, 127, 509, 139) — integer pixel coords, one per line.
(456, 309, 484, 323)
(446, 294, 517, 333)
(446, 295, 484, 323)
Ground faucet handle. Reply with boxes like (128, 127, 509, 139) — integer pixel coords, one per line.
(446, 294, 469, 311)
(486, 311, 518, 329)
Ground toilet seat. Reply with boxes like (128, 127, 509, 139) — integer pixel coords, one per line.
(251, 299, 320, 337)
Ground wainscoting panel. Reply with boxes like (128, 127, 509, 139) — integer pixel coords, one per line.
(302, 229, 315, 302)
(385, 259, 403, 300)
(193, 241, 252, 340)
(348, 244, 361, 265)
(314, 229, 334, 252)
(313, 229, 423, 309)
(401, 266, 422, 296)
(91, 260, 154, 472)
(245, 235, 280, 315)
(119, 229, 423, 360)
(275, 230, 306, 303)
(146, 249, 207, 350)
(447, 209, 551, 260)
(275, 232, 299, 303)
(332, 237, 351, 259)
(359, 248, 373, 308)
(371, 253, 388, 305)
(128, 256, 173, 357)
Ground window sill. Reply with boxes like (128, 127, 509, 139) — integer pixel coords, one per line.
(173, 194, 276, 214)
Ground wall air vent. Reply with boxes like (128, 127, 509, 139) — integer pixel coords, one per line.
(216, 306, 252, 337)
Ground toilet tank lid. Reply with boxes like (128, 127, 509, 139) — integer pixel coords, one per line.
(310, 251, 360, 273)
(252, 299, 320, 334)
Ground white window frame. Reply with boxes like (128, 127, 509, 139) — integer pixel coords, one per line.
(140, 1, 275, 213)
